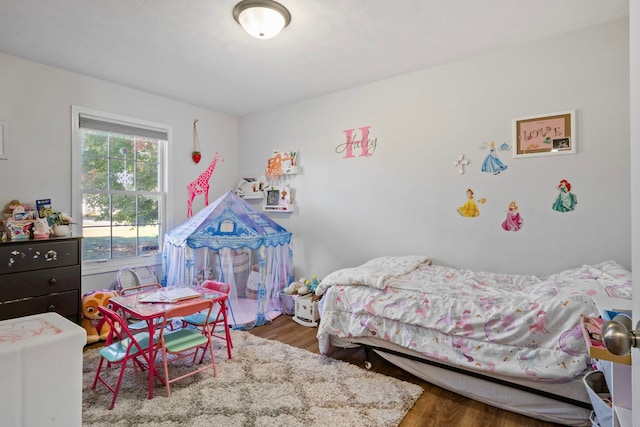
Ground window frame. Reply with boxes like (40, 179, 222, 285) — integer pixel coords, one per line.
(71, 106, 170, 275)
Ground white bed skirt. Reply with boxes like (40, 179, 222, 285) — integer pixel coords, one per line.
(329, 335, 591, 426)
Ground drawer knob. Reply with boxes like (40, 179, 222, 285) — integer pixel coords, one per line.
(48, 278, 57, 285)
(47, 304, 56, 312)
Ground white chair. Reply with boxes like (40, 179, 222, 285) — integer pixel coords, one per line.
(116, 266, 159, 292)
(134, 266, 159, 285)
(116, 267, 141, 291)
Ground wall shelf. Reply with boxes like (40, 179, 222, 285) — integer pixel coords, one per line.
(281, 166, 302, 175)
(262, 205, 294, 213)
(239, 193, 264, 200)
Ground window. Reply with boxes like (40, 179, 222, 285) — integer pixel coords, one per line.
(72, 106, 168, 270)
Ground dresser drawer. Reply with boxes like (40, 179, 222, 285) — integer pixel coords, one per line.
(0, 290, 80, 322)
(0, 265, 80, 301)
(0, 239, 79, 275)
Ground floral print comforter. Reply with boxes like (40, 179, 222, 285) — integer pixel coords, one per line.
(316, 256, 631, 381)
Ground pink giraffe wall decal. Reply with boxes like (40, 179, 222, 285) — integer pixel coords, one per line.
(187, 152, 224, 217)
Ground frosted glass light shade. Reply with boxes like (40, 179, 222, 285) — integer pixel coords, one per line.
(233, 0, 291, 40)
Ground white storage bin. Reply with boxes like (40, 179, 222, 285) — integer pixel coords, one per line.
(0, 313, 86, 426)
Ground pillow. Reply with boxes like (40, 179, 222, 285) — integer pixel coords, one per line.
(588, 260, 632, 299)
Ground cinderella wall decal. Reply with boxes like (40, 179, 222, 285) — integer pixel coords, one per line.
(481, 141, 508, 175)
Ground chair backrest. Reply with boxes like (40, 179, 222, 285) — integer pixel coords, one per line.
(98, 306, 156, 364)
(159, 299, 214, 339)
(164, 299, 214, 321)
(201, 280, 230, 294)
(98, 306, 138, 346)
(120, 282, 162, 296)
(135, 266, 159, 285)
(116, 267, 141, 291)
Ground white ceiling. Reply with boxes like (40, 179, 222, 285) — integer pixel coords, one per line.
(0, 0, 629, 117)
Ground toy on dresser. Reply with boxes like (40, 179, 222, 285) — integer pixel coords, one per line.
(33, 217, 50, 239)
(3, 218, 33, 240)
(2, 199, 37, 240)
(81, 290, 118, 344)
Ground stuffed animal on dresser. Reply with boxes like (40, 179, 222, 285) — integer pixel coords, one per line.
(33, 217, 50, 239)
(81, 289, 118, 344)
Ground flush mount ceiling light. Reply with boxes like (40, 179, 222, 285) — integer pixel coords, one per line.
(233, 0, 291, 40)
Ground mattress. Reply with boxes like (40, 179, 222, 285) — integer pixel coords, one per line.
(329, 335, 591, 425)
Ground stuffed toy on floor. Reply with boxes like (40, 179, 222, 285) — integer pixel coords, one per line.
(81, 289, 118, 344)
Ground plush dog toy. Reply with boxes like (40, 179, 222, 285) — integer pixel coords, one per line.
(81, 289, 118, 344)
(284, 276, 322, 296)
(284, 278, 310, 295)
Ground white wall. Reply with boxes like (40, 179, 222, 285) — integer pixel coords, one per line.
(0, 20, 630, 288)
(0, 53, 238, 291)
(238, 20, 630, 279)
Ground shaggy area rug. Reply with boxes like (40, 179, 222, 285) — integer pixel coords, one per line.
(82, 330, 423, 427)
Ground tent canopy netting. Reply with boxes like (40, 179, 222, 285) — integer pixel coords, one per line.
(162, 191, 293, 329)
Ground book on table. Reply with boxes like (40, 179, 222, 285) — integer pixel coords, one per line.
(138, 287, 201, 303)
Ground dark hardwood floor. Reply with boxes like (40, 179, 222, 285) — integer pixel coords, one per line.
(249, 314, 569, 427)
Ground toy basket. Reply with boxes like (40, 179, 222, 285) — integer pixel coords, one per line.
(279, 292, 297, 315)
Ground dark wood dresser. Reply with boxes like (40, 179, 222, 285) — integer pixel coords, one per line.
(0, 237, 81, 324)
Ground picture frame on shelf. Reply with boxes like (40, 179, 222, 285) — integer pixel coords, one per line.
(275, 149, 297, 174)
(513, 110, 575, 158)
(263, 185, 294, 212)
(266, 149, 299, 178)
(266, 189, 280, 206)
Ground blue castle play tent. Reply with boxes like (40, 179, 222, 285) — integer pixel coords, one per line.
(162, 191, 293, 329)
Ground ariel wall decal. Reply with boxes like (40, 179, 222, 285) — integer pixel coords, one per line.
(552, 179, 577, 212)
(336, 126, 378, 159)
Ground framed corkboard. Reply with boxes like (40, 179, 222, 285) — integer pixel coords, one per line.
(513, 110, 575, 158)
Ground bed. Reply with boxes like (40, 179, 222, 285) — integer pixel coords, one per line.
(315, 256, 632, 426)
